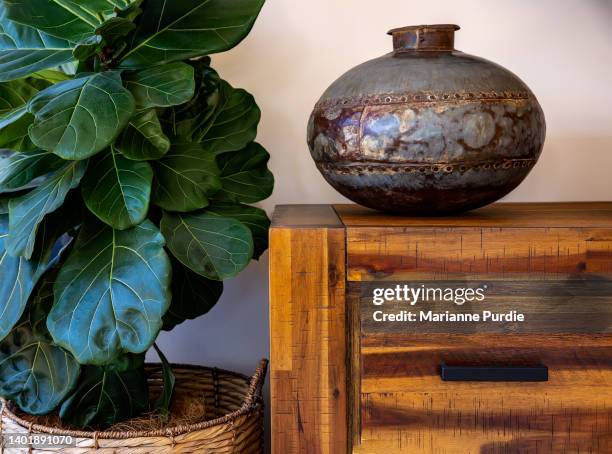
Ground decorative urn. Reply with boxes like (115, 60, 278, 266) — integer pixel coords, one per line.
(307, 24, 546, 214)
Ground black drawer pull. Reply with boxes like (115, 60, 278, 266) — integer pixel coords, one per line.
(440, 362, 548, 382)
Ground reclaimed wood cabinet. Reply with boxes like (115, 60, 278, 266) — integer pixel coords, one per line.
(269, 203, 612, 454)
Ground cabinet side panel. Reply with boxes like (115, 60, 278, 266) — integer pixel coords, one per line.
(270, 225, 347, 454)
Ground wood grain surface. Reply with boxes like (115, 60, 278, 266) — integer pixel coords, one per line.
(345, 226, 612, 281)
(342, 203, 612, 452)
(270, 205, 347, 454)
(270, 203, 612, 454)
(357, 332, 612, 454)
(357, 279, 612, 334)
(337, 203, 612, 282)
(336, 202, 612, 228)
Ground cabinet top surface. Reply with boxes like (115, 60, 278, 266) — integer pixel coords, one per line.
(272, 202, 612, 228)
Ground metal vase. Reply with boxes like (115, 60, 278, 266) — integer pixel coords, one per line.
(307, 24, 546, 214)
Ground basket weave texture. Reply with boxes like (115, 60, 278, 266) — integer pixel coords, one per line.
(0, 360, 267, 453)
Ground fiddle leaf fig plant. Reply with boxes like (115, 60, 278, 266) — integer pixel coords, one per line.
(0, 0, 272, 428)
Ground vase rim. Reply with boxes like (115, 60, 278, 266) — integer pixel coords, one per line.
(387, 24, 460, 35)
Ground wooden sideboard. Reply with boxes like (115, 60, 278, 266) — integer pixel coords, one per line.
(269, 203, 612, 453)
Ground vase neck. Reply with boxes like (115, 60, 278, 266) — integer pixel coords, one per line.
(388, 24, 459, 53)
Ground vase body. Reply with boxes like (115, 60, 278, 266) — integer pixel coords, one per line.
(307, 25, 546, 214)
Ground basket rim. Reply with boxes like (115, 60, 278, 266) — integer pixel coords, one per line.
(1, 360, 267, 440)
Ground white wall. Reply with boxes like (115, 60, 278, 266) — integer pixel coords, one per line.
(152, 0, 612, 430)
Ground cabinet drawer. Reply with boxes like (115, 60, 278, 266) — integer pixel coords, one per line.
(344, 207, 612, 452)
(350, 276, 612, 453)
(355, 333, 612, 453)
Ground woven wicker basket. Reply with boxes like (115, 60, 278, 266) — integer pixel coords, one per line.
(0, 360, 267, 453)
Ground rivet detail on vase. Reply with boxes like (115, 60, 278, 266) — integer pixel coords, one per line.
(314, 91, 530, 110)
(317, 158, 536, 175)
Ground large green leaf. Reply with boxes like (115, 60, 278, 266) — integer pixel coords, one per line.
(198, 81, 260, 155)
(124, 62, 195, 108)
(0, 148, 65, 193)
(29, 272, 56, 338)
(0, 78, 45, 151)
(0, 77, 41, 113)
(72, 35, 103, 61)
(29, 69, 71, 84)
(6, 161, 86, 259)
(0, 93, 26, 118)
(2, 0, 134, 42)
(207, 203, 270, 260)
(59, 355, 148, 428)
(0, 105, 33, 150)
(0, 6, 73, 82)
(0, 211, 73, 341)
(162, 257, 223, 330)
(119, 0, 265, 68)
(110, 0, 141, 10)
(28, 72, 135, 160)
(116, 0, 144, 23)
(151, 142, 221, 212)
(0, 216, 32, 337)
(0, 318, 80, 415)
(161, 210, 253, 280)
(95, 17, 136, 41)
(163, 61, 220, 140)
(116, 109, 170, 161)
(81, 146, 153, 230)
(47, 219, 171, 365)
(216, 142, 273, 204)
